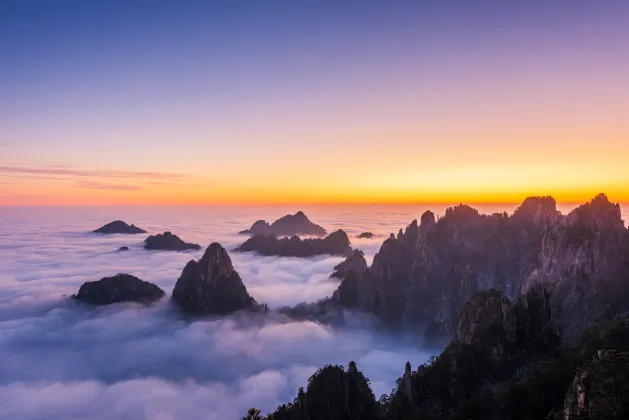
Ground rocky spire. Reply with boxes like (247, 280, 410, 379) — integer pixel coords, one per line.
(171, 242, 258, 314)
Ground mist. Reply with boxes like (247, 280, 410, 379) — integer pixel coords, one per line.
(0, 206, 436, 419)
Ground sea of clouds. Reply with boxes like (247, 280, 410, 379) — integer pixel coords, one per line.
(0, 205, 446, 419)
(3, 202, 622, 419)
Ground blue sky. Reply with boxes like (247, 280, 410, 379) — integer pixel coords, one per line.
(1, 0, 628, 204)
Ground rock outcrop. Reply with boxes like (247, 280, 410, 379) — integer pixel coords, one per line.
(456, 289, 516, 345)
(72, 273, 165, 305)
(240, 211, 327, 236)
(143, 231, 201, 251)
(93, 221, 146, 234)
(511, 196, 561, 230)
(117, 246, 129, 252)
(234, 229, 352, 257)
(330, 250, 368, 279)
(171, 242, 258, 314)
(357, 232, 374, 239)
(563, 350, 629, 420)
(522, 193, 629, 340)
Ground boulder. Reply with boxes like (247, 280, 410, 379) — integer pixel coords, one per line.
(72, 273, 165, 305)
(172, 242, 258, 314)
(93, 220, 146, 234)
(144, 231, 201, 251)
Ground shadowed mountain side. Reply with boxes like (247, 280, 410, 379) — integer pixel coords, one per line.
(240, 211, 327, 236)
(234, 230, 352, 257)
(93, 220, 146, 234)
(172, 242, 264, 315)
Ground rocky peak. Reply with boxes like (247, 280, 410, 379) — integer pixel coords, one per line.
(330, 249, 367, 279)
(143, 231, 201, 251)
(420, 210, 436, 233)
(512, 195, 559, 229)
(240, 211, 327, 236)
(93, 220, 147, 234)
(442, 204, 484, 225)
(456, 289, 516, 346)
(400, 219, 419, 248)
(370, 237, 413, 280)
(521, 194, 629, 339)
(565, 193, 624, 232)
(171, 242, 258, 314)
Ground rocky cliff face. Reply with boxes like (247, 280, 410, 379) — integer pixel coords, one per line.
(253, 293, 629, 420)
(171, 243, 258, 314)
(330, 249, 368, 279)
(522, 194, 629, 340)
(456, 289, 516, 346)
(563, 350, 629, 420)
(333, 197, 560, 336)
(332, 194, 628, 339)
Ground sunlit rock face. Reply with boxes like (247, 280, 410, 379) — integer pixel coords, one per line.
(172, 243, 258, 314)
(240, 211, 327, 236)
(72, 273, 165, 305)
(522, 194, 629, 340)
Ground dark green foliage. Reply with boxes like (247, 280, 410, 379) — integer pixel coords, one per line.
(269, 362, 378, 420)
(245, 304, 629, 420)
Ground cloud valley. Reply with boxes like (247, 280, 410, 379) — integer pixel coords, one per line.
(0, 206, 435, 419)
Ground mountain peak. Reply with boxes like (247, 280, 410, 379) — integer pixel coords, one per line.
(567, 193, 623, 231)
(512, 195, 559, 228)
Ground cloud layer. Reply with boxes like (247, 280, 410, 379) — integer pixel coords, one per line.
(0, 206, 437, 419)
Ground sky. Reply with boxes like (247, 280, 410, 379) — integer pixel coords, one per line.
(1, 0, 628, 206)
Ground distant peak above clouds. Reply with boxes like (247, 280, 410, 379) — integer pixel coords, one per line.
(240, 211, 327, 236)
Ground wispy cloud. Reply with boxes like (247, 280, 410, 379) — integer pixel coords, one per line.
(0, 165, 205, 190)
(0, 166, 189, 181)
(73, 181, 144, 191)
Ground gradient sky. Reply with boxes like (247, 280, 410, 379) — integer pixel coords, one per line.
(1, 0, 628, 205)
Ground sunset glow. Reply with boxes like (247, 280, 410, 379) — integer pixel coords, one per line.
(2, 1, 628, 206)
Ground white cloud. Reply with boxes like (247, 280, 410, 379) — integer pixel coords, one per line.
(0, 207, 438, 418)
